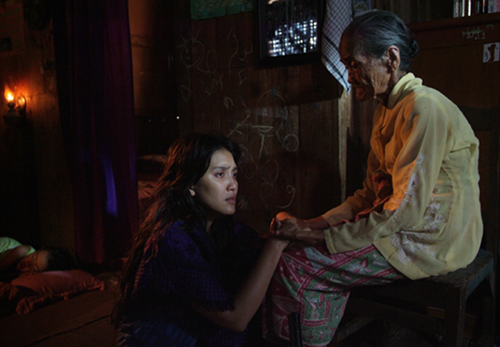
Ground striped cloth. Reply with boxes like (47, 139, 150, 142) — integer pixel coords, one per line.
(263, 244, 403, 346)
(321, 0, 352, 93)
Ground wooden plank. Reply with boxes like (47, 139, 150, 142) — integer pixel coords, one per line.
(0, 289, 115, 347)
(173, 0, 194, 135)
(411, 44, 500, 108)
(409, 14, 500, 109)
(32, 316, 116, 347)
(408, 12, 500, 36)
(296, 100, 340, 219)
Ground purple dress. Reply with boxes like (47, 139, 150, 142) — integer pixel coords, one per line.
(117, 220, 262, 347)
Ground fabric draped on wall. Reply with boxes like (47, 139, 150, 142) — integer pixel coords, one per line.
(51, 0, 139, 265)
(321, 0, 352, 93)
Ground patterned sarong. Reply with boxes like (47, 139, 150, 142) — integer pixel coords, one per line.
(264, 170, 403, 346)
(263, 245, 403, 346)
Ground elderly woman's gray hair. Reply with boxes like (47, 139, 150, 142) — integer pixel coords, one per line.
(342, 10, 419, 72)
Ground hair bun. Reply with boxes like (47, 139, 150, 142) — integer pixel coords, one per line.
(409, 38, 419, 59)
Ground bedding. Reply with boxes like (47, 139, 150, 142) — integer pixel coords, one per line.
(0, 269, 105, 317)
(0, 282, 36, 317)
(9, 269, 105, 314)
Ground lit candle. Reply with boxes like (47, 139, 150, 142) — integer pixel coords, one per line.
(6, 92, 15, 108)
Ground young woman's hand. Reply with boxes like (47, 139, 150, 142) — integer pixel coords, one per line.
(265, 234, 290, 253)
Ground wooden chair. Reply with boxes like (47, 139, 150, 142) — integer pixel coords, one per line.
(331, 106, 499, 347)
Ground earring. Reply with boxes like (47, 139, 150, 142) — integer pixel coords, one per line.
(189, 187, 195, 197)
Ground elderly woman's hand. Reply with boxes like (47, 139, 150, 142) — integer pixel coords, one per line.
(267, 216, 307, 250)
(273, 217, 310, 238)
(269, 215, 325, 248)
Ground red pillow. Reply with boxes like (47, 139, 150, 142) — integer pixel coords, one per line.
(11, 269, 105, 314)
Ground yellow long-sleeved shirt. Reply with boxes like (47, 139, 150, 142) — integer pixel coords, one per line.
(322, 73, 482, 280)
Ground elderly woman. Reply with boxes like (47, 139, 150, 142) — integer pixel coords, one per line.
(265, 10, 482, 347)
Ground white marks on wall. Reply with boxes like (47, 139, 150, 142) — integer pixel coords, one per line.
(229, 87, 298, 211)
(223, 96, 233, 109)
(176, 25, 298, 212)
(237, 69, 247, 86)
(205, 73, 224, 96)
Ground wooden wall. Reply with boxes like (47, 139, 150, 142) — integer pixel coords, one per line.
(372, 0, 455, 23)
(167, 5, 343, 234)
(129, 0, 179, 156)
(0, 0, 73, 250)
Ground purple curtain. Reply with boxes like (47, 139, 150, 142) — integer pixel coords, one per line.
(51, 0, 139, 265)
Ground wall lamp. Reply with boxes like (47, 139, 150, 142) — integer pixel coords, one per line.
(4, 92, 26, 125)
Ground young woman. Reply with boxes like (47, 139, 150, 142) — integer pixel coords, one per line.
(113, 133, 289, 347)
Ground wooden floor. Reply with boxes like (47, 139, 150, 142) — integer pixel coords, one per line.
(0, 289, 117, 347)
(259, 321, 461, 347)
(335, 322, 443, 347)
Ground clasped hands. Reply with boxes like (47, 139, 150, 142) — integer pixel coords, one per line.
(268, 212, 326, 248)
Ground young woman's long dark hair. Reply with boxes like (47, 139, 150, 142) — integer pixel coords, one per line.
(113, 133, 242, 323)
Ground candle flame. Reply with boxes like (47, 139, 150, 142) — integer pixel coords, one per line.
(4, 85, 14, 103)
